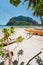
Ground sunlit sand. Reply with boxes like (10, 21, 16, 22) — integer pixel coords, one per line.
(0, 28, 43, 65)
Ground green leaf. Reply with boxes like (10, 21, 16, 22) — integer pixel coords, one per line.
(0, 39, 3, 42)
(9, 26, 15, 34)
(2, 28, 8, 33)
(10, 0, 21, 7)
(16, 36, 23, 43)
(0, 50, 3, 56)
(0, 44, 2, 48)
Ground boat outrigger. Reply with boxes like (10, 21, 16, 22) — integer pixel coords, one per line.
(25, 29, 43, 36)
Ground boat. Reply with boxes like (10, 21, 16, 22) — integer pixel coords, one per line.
(25, 29, 43, 36)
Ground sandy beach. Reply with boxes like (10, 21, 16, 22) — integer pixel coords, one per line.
(0, 28, 43, 65)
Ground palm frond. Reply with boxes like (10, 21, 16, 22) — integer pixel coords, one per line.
(10, 0, 21, 7)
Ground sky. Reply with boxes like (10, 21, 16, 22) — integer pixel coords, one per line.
(0, 0, 41, 25)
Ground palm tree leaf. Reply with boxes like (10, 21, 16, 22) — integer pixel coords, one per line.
(10, 0, 21, 7)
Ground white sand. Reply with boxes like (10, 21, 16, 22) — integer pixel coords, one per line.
(0, 28, 43, 65)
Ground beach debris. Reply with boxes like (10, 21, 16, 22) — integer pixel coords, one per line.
(35, 56, 43, 65)
(26, 51, 42, 65)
